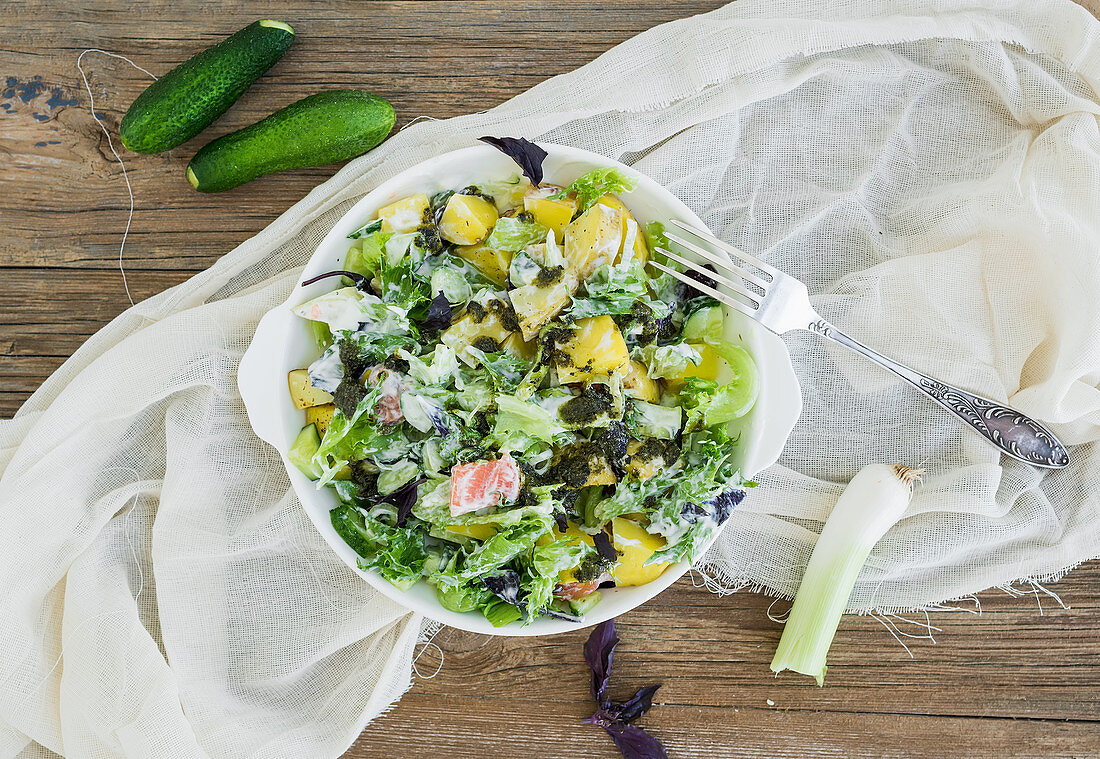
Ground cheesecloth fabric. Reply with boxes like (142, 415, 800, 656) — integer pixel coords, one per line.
(3, 0, 1100, 756)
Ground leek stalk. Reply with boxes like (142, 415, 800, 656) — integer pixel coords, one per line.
(771, 463, 919, 685)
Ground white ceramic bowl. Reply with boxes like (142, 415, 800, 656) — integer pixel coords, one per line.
(238, 143, 802, 636)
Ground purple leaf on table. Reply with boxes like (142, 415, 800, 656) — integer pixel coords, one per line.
(603, 723, 669, 759)
(584, 618, 619, 703)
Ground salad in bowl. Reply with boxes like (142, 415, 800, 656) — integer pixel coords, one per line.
(280, 139, 762, 628)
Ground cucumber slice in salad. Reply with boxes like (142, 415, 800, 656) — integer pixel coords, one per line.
(288, 423, 323, 479)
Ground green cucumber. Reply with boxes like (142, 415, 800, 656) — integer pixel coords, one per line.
(288, 423, 323, 479)
(568, 591, 602, 617)
(186, 90, 396, 192)
(120, 20, 295, 154)
(682, 304, 724, 343)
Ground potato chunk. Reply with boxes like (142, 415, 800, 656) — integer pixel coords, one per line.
(377, 193, 430, 233)
(622, 359, 659, 402)
(287, 369, 334, 410)
(663, 342, 721, 390)
(524, 186, 577, 241)
(454, 242, 512, 286)
(439, 193, 499, 245)
(509, 280, 572, 341)
(555, 315, 629, 383)
(611, 517, 670, 586)
(304, 403, 336, 437)
(442, 297, 521, 364)
(564, 204, 623, 281)
(595, 194, 649, 265)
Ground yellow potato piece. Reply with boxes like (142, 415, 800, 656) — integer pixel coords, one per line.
(524, 186, 577, 241)
(564, 204, 623, 282)
(624, 440, 660, 482)
(555, 315, 629, 383)
(305, 403, 336, 437)
(596, 194, 649, 265)
(441, 299, 519, 363)
(454, 242, 512, 286)
(287, 369, 333, 410)
(446, 523, 499, 541)
(501, 331, 538, 362)
(611, 517, 670, 586)
(582, 457, 618, 487)
(664, 342, 722, 390)
(439, 194, 499, 245)
(622, 359, 660, 403)
(509, 280, 572, 342)
(377, 193, 430, 233)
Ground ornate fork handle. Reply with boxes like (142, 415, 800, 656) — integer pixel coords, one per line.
(807, 319, 1070, 469)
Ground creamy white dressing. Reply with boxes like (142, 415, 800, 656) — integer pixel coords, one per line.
(307, 344, 345, 393)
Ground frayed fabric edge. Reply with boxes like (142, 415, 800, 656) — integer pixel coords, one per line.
(690, 555, 1097, 617)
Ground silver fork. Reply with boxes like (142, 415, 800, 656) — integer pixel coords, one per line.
(652, 220, 1070, 469)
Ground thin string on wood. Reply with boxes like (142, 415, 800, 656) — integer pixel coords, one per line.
(411, 623, 444, 680)
(76, 49, 159, 307)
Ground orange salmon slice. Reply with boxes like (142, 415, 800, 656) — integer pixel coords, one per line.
(450, 452, 522, 516)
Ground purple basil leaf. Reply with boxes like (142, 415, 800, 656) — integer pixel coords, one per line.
(584, 619, 618, 703)
(593, 531, 618, 563)
(613, 683, 662, 723)
(602, 723, 669, 759)
(483, 571, 521, 605)
(420, 291, 453, 332)
(479, 136, 548, 186)
(380, 477, 423, 527)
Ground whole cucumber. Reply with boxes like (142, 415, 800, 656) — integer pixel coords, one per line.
(186, 90, 396, 192)
(120, 20, 295, 154)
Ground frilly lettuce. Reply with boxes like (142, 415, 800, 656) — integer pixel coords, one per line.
(485, 216, 548, 253)
(633, 342, 701, 380)
(550, 167, 638, 213)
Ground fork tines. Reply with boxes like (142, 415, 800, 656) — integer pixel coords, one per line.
(652, 221, 773, 318)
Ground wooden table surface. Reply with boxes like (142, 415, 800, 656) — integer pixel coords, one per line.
(3, 2, 1099, 757)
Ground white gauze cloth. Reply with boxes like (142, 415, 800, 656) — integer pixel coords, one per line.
(3, 0, 1100, 757)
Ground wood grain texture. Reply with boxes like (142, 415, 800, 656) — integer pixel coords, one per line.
(2, 1, 1099, 758)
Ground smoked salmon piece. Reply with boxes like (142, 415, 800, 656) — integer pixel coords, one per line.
(450, 452, 522, 516)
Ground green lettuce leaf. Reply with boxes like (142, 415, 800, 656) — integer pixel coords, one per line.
(634, 342, 702, 380)
(484, 217, 548, 253)
(550, 167, 638, 213)
(569, 261, 669, 320)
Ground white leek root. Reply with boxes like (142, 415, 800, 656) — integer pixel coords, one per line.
(770, 463, 920, 685)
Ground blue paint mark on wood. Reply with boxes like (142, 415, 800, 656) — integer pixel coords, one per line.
(46, 88, 80, 109)
(35, 141, 47, 147)
(48, 140, 61, 144)
(33, 113, 50, 122)
(11, 76, 47, 103)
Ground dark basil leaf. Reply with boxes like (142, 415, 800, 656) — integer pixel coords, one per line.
(479, 136, 548, 187)
(553, 510, 569, 533)
(420, 291, 453, 333)
(711, 488, 745, 524)
(380, 477, 424, 527)
(612, 683, 662, 724)
(593, 531, 618, 563)
(602, 723, 668, 759)
(584, 619, 618, 703)
(483, 570, 522, 605)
